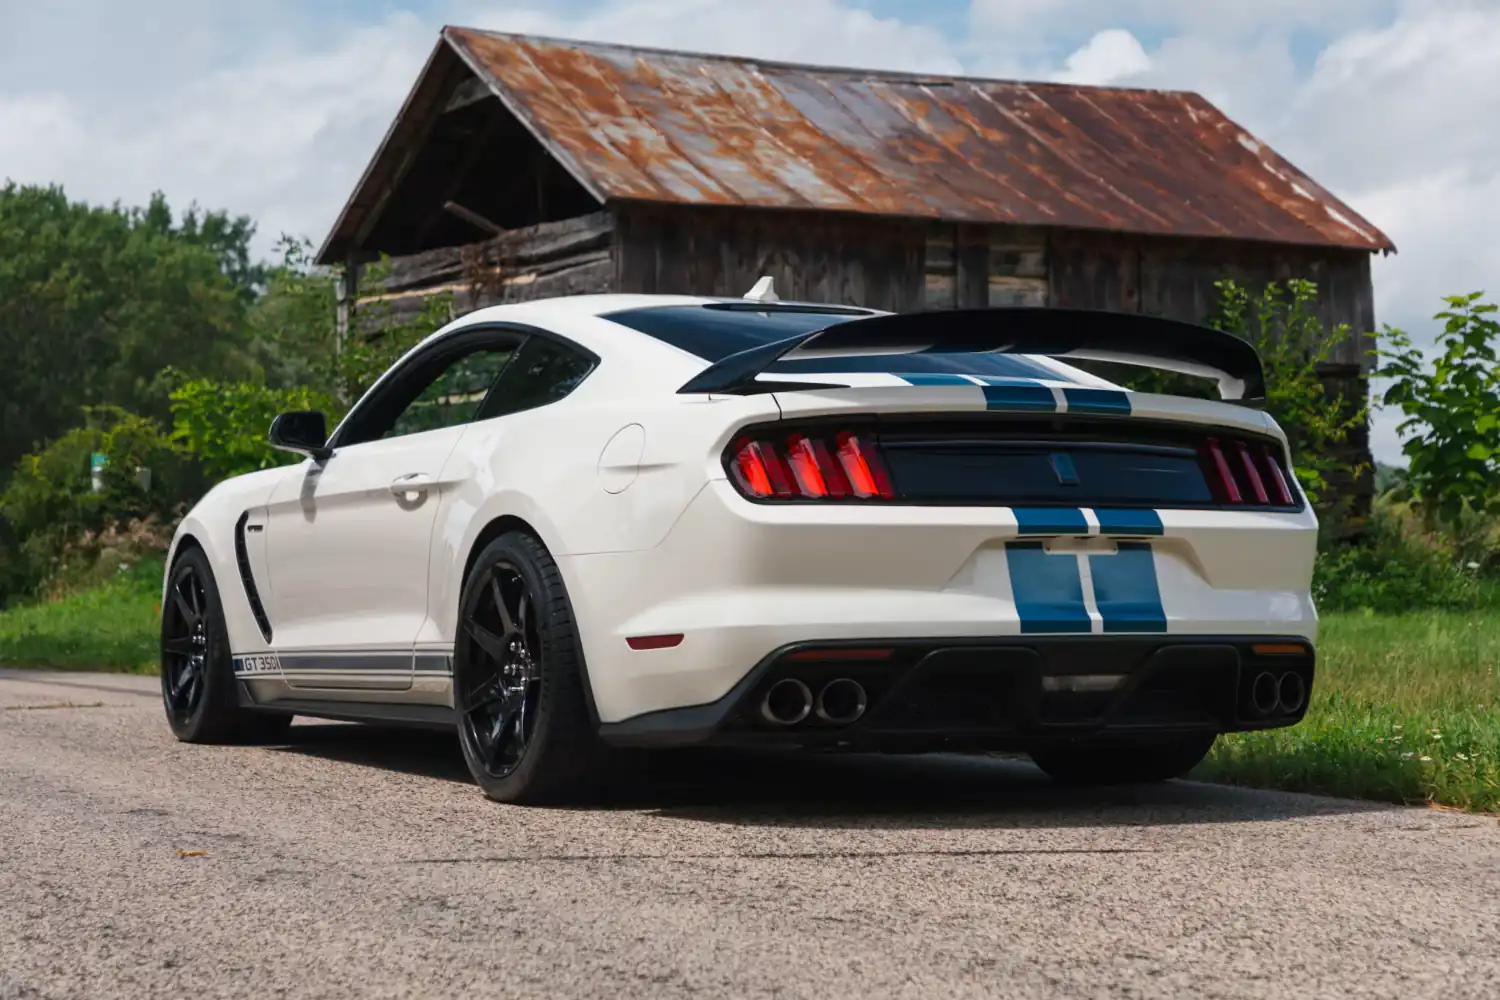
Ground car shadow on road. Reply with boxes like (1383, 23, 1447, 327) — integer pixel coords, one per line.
(270, 721, 1390, 830)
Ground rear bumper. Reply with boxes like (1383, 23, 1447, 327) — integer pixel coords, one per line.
(597, 635, 1315, 751)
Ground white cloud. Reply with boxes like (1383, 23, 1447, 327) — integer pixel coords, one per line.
(1054, 28, 1151, 84)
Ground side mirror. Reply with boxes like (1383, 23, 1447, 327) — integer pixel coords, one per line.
(269, 411, 332, 462)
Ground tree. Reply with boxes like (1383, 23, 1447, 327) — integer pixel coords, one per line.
(1377, 293, 1500, 523)
(0, 183, 258, 475)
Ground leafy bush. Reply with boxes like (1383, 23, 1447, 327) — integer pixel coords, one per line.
(0, 407, 200, 603)
(168, 374, 337, 482)
(1377, 292, 1500, 524)
(1314, 498, 1498, 614)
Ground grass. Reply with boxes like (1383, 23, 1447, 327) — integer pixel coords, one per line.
(2, 555, 1498, 812)
(1197, 612, 1500, 813)
(0, 557, 163, 674)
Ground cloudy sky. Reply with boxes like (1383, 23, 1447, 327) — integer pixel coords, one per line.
(3, 0, 1496, 462)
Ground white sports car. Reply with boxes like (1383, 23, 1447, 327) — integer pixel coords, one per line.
(160, 286, 1318, 803)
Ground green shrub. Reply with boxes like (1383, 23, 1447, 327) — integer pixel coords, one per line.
(1377, 293, 1500, 524)
(1314, 499, 1498, 613)
(0, 407, 199, 603)
(167, 374, 337, 482)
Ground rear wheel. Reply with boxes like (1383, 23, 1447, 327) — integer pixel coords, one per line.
(454, 532, 609, 804)
(1028, 733, 1217, 786)
(161, 546, 292, 744)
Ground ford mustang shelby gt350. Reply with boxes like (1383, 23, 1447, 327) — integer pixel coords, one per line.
(160, 287, 1318, 803)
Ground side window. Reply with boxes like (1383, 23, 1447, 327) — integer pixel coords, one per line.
(476, 336, 596, 421)
(384, 347, 514, 440)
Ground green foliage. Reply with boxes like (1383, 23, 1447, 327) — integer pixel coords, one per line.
(1377, 292, 1500, 524)
(0, 407, 200, 602)
(242, 241, 454, 409)
(1209, 278, 1366, 507)
(0, 555, 165, 672)
(0, 183, 258, 476)
(1313, 499, 1498, 614)
(245, 236, 341, 390)
(167, 374, 338, 482)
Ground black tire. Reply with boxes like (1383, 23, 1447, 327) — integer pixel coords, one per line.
(453, 531, 610, 804)
(161, 546, 293, 745)
(1028, 733, 1217, 786)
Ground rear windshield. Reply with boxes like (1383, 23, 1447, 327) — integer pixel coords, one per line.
(602, 304, 1065, 381)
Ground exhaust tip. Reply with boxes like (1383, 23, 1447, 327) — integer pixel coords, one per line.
(1250, 671, 1280, 717)
(814, 678, 868, 725)
(760, 678, 813, 726)
(1278, 671, 1307, 715)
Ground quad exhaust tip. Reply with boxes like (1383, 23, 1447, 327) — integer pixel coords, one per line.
(815, 678, 868, 725)
(760, 678, 813, 726)
(1249, 669, 1308, 718)
(1278, 671, 1307, 715)
(1250, 671, 1280, 717)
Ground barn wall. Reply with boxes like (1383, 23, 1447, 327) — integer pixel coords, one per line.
(613, 204, 926, 312)
(351, 212, 615, 333)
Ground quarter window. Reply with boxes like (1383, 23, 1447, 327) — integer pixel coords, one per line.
(384, 347, 514, 440)
(477, 336, 596, 420)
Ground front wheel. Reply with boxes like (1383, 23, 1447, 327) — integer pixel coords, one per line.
(1028, 733, 1217, 786)
(453, 531, 610, 804)
(161, 546, 292, 745)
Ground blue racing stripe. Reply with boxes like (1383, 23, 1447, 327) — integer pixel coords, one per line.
(1092, 508, 1165, 536)
(1063, 388, 1131, 415)
(1012, 507, 1090, 536)
(981, 382, 1056, 412)
(892, 372, 979, 386)
(1089, 543, 1168, 633)
(1006, 542, 1093, 634)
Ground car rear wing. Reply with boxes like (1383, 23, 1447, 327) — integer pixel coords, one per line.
(675, 307, 1266, 404)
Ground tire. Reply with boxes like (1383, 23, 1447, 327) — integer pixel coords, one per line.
(453, 531, 610, 804)
(1028, 733, 1217, 786)
(161, 546, 293, 745)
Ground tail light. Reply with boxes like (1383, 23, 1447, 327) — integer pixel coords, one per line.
(1201, 437, 1299, 509)
(729, 430, 895, 501)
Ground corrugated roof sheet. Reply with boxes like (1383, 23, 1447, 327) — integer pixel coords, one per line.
(321, 28, 1394, 263)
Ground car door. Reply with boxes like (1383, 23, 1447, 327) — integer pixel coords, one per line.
(262, 327, 520, 691)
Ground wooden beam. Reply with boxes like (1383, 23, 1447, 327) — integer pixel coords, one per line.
(442, 201, 506, 237)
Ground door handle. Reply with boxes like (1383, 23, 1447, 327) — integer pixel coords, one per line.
(390, 473, 434, 496)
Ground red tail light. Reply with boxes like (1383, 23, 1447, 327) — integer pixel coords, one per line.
(1234, 441, 1270, 504)
(834, 431, 895, 499)
(1203, 438, 1242, 504)
(1202, 437, 1299, 509)
(1261, 445, 1296, 505)
(728, 430, 894, 501)
(730, 438, 794, 498)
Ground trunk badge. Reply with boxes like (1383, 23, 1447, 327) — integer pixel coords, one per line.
(1049, 453, 1080, 486)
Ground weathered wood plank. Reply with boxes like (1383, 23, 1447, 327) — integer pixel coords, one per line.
(378, 212, 614, 292)
(956, 225, 988, 309)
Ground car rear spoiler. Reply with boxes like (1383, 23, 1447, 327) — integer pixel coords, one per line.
(675, 307, 1267, 404)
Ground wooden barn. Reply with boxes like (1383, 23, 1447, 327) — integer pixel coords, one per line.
(316, 26, 1395, 511)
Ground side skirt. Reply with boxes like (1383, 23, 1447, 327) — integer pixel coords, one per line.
(236, 684, 457, 731)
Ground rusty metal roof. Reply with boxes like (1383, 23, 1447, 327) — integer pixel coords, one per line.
(319, 28, 1393, 263)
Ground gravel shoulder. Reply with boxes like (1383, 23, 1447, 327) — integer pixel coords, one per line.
(3, 669, 1498, 1000)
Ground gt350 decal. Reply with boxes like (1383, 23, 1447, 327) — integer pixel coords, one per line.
(232, 654, 282, 676)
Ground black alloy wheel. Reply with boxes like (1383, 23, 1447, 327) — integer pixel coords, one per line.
(453, 532, 614, 804)
(161, 562, 211, 722)
(459, 561, 542, 780)
(160, 545, 291, 745)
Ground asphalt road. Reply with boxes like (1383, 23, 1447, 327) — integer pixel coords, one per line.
(3, 669, 1498, 1000)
